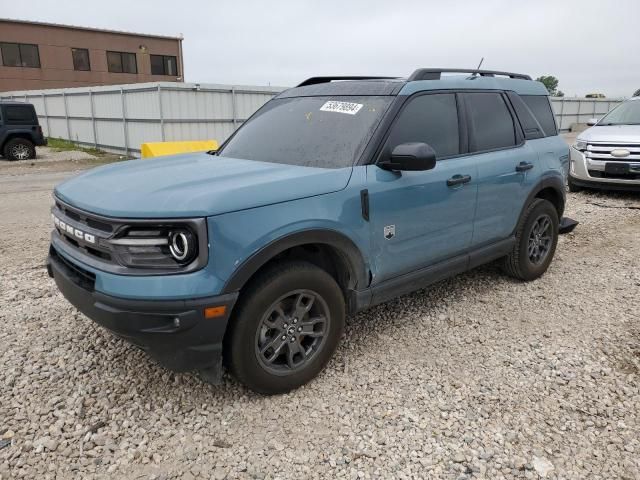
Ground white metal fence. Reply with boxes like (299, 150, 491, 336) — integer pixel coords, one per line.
(0, 82, 284, 155)
(0, 83, 626, 154)
(550, 97, 624, 132)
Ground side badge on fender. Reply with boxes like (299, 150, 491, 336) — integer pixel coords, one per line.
(384, 225, 395, 240)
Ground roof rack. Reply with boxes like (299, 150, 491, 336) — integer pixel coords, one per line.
(296, 76, 398, 87)
(408, 68, 532, 81)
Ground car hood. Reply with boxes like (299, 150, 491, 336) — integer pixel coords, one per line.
(578, 125, 640, 143)
(54, 153, 352, 218)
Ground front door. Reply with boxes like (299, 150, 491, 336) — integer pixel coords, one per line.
(366, 93, 478, 285)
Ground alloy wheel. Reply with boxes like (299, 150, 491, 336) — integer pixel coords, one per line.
(255, 289, 330, 375)
(11, 144, 31, 160)
(528, 214, 553, 265)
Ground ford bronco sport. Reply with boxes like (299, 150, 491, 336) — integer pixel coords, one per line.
(48, 68, 570, 394)
(0, 101, 47, 160)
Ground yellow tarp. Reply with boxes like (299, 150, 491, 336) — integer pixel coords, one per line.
(141, 140, 218, 158)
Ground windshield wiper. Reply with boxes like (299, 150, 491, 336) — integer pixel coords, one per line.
(598, 122, 640, 126)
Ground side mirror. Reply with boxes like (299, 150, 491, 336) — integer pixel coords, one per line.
(378, 142, 437, 171)
(587, 118, 598, 126)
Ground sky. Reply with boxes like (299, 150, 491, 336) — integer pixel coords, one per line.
(2, 0, 639, 97)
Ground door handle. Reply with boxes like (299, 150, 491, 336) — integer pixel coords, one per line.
(446, 174, 472, 187)
(516, 161, 534, 172)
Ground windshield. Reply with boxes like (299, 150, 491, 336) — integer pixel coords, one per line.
(218, 96, 394, 168)
(598, 100, 640, 126)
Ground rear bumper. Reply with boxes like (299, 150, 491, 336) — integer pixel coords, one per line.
(47, 246, 237, 381)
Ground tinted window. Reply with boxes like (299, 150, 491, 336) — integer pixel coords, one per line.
(5, 105, 36, 124)
(107, 51, 137, 73)
(1, 42, 40, 68)
(151, 55, 178, 76)
(522, 95, 557, 136)
(465, 93, 516, 151)
(72, 48, 90, 71)
(385, 93, 460, 158)
(506, 92, 544, 140)
(219, 96, 393, 168)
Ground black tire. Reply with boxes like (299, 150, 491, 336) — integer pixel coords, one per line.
(224, 261, 345, 394)
(567, 176, 582, 193)
(502, 198, 559, 281)
(3, 138, 36, 161)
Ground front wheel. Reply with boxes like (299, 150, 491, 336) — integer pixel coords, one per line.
(502, 198, 559, 281)
(225, 261, 345, 394)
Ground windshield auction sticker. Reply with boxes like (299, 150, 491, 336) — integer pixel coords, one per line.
(320, 101, 363, 115)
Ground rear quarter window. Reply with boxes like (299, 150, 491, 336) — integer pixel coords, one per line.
(521, 95, 557, 136)
(4, 105, 37, 125)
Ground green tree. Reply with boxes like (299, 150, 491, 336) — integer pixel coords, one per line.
(535, 75, 560, 96)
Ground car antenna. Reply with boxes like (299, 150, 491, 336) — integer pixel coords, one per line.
(469, 57, 484, 78)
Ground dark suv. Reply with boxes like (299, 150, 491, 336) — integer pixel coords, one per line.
(0, 101, 47, 160)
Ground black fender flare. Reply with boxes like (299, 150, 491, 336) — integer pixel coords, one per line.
(221, 229, 369, 294)
(513, 175, 566, 234)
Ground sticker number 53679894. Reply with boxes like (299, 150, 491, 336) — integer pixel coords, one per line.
(320, 101, 363, 115)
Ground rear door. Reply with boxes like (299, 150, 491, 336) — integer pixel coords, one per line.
(367, 92, 478, 284)
(462, 92, 539, 247)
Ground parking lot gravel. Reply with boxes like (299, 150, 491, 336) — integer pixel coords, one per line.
(1, 166, 639, 479)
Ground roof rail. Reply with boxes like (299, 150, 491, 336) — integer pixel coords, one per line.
(408, 68, 532, 81)
(296, 76, 398, 87)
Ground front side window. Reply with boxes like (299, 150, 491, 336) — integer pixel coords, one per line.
(384, 93, 460, 159)
(0, 42, 40, 68)
(218, 96, 394, 168)
(71, 48, 91, 71)
(597, 100, 640, 126)
(464, 92, 516, 151)
(150, 55, 178, 75)
(107, 51, 137, 74)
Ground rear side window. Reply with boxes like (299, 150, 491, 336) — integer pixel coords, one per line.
(521, 95, 557, 136)
(464, 93, 516, 152)
(4, 105, 36, 124)
(385, 93, 460, 158)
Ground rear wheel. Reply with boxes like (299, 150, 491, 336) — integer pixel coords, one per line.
(502, 199, 559, 281)
(3, 138, 36, 161)
(225, 261, 345, 394)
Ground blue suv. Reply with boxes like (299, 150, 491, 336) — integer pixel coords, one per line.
(48, 68, 570, 394)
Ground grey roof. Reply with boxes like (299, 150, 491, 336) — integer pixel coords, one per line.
(276, 79, 405, 98)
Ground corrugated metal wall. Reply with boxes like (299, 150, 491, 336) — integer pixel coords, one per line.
(0, 83, 627, 154)
(0, 82, 284, 155)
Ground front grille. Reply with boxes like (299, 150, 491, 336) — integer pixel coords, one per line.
(586, 143, 640, 162)
(53, 200, 116, 264)
(588, 169, 640, 180)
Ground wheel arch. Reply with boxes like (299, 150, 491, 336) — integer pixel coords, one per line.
(2, 132, 36, 151)
(221, 229, 369, 301)
(518, 175, 565, 229)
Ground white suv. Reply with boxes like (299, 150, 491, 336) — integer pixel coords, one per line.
(569, 97, 640, 191)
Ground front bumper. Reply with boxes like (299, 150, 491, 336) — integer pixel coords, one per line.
(570, 146, 640, 190)
(47, 246, 237, 382)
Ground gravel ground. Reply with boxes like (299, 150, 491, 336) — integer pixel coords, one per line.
(1, 166, 639, 479)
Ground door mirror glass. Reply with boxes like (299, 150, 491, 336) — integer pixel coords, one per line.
(587, 118, 598, 126)
(379, 142, 437, 171)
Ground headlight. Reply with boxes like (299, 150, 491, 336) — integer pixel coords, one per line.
(110, 225, 200, 269)
(574, 140, 587, 152)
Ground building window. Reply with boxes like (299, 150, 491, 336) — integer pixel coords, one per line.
(0, 42, 40, 68)
(150, 54, 178, 76)
(106, 51, 137, 74)
(71, 48, 91, 71)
